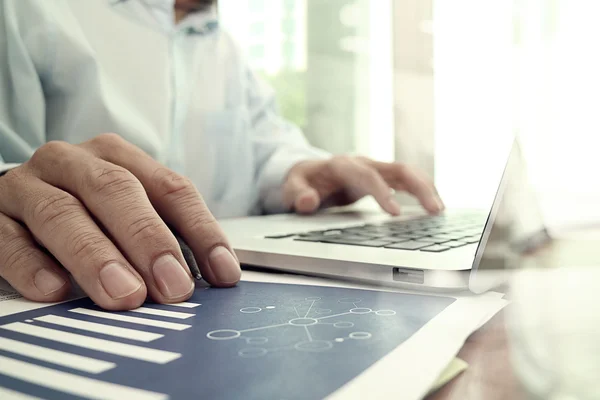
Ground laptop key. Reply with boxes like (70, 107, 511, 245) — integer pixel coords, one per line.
(415, 237, 439, 243)
(464, 236, 482, 244)
(352, 239, 400, 248)
(378, 236, 412, 243)
(444, 240, 469, 248)
(320, 238, 370, 245)
(420, 244, 451, 253)
(430, 233, 466, 242)
(384, 241, 432, 250)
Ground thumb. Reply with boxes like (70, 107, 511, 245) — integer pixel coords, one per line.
(283, 175, 321, 214)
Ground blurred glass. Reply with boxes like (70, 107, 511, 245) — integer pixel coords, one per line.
(219, 0, 394, 160)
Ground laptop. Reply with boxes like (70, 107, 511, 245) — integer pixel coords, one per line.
(221, 139, 550, 292)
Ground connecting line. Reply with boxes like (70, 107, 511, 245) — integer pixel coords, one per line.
(304, 326, 313, 342)
(304, 300, 316, 318)
(316, 312, 351, 321)
(294, 307, 300, 318)
(239, 323, 289, 333)
(353, 303, 358, 308)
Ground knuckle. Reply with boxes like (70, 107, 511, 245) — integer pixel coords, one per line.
(187, 209, 221, 237)
(94, 133, 126, 148)
(29, 192, 83, 228)
(0, 219, 23, 240)
(84, 165, 142, 199)
(127, 212, 167, 242)
(68, 229, 108, 260)
(328, 155, 348, 174)
(0, 166, 25, 186)
(29, 141, 74, 170)
(153, 168, 197, 201)
(360, 167, 378, 182)
(394, 162, 409, 175)
(0, 240, 36, 276)
(0, 223, 31, 270)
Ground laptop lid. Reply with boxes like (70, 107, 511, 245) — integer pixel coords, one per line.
(469, 139, 551, 293)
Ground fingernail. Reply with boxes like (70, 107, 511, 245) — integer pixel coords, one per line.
(436, 198, 445, 212)
(100, 263, 142, 300)
(34, 269, 66, 296)
(152, 254, 194, 299)
(387, 198, 401, 215)
(209, 246, 241, 284)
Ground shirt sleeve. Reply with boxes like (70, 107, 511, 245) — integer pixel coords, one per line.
(246, 68, 330, 214)
(0, 0, 50, 172)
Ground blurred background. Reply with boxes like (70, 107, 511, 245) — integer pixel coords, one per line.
(219, 0, 599, 233)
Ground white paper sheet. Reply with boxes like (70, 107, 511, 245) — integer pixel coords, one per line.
(242, 271, 508, 400)
(0, 273, 507, 400)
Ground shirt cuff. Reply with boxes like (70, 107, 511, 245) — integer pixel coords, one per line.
(260, 146, 330, 214)
(0, 163, 20, 176)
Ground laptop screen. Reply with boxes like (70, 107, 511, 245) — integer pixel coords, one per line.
(469, 139, 551, 293)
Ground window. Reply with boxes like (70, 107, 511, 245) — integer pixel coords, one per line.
(250, 22, 265, 36)
(430, 0, 599, 227)
(282, 18, 296, 37)
(248, 44, 265, 59)
(283, 0, 296, 14)
(220, 0, 394, 156)
(248, 0, 265, 13)
(282, 41, 295, 66)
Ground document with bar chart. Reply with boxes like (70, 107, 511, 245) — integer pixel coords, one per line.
(0, 280, 506, 400)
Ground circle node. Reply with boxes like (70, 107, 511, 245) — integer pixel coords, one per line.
(289, 318, 318, 326)
(335, 338, 344, 343)
(265, 306, 276, 309)
(349, 332, 372, 340)
(375, 310, 396, 316)
(207, 329, 241, 340)
(240, 307, 262, 314)
(333, 321, 355, 328)
(305, 297, 321, 301)
(349, 308, 372, 314)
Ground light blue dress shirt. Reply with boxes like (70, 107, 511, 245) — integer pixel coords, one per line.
(0, 0, 327, 218)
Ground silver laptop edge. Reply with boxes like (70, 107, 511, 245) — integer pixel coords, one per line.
(222, 140, 549, 293)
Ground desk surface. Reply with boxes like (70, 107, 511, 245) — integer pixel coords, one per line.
(426, 229, 600, 400)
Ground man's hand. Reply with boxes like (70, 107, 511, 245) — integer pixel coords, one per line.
(283, 156, 444, 215)
(0, 134, 241, 310)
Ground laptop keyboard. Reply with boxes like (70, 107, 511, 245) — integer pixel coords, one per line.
(265, 214, 486, 253)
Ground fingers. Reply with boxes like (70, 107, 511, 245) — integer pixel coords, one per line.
(31, 141, 195, 304)
(283, 173, 321, 214)
(82, 134, 241, 287)
(330, 157, 402, 216)
(0, 171, 147, 310)
(0, 212, 70, 302)
(369, 160, 444, 214)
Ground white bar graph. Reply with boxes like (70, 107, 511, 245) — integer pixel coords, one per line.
(0, 323, 181, 364)
(0, 386, 43, 400)
(0, 355, 168, 400)
(34, 315, 163, 342)
(0, 337, 115, 374)
(69, 308, 191, 331)
(130, 307, 195, 320)
(169, 302, 201, 308)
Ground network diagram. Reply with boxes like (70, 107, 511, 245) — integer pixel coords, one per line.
(206, 296, 397, 358)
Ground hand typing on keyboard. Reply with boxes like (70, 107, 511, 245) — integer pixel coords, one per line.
(282, 156, 444, 216)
